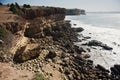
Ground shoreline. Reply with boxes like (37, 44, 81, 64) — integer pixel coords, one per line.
(68, 19, 120, 69)
(1, 5, 120, 79)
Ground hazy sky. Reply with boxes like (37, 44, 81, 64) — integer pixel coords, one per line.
(1, 0, 120, 12)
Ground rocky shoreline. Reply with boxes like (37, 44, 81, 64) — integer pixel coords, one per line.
(0, 5, 120, 80)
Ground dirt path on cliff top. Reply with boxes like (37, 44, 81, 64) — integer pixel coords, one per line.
(0, 6, 24, 22)
(0, 62, 34, 80)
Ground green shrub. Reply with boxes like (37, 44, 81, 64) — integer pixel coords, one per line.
(0, 28, 8, 38)
(9, 3, 22, 14)
(32, 73, 45, 80)
(23, 4, 31, 8)
(9, 3, 17, 14)
(7, 3, 10, 7)
(0, 2, 2, 5)
(15, 2, 20, 9)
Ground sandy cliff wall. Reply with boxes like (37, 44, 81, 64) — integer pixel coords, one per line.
(21, 7, 66, 21)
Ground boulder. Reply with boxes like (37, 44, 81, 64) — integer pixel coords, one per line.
(83, 54, 91, 58)
(74, 45, 86, 54)
(87, 40, 102, 46)
(45, 50, 57, 59)
(111, 65, 120, 75)
(96, 64, 109, 72)
(85, 40, 113, 50)
(72, 27, 84, 32)
(13, 46, 40, 63)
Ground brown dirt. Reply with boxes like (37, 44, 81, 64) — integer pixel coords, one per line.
(0, 62, 34, 80)
(0, 5, 24, 22)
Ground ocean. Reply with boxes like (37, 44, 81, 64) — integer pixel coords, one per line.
(66, 12, 120, 29)
(65, 13, 120, 69)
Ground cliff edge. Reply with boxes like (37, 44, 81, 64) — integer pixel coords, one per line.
(0, 4, 120, 80)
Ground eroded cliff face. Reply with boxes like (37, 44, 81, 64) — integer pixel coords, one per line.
(0, 22, 25, 34)
(21, 7, 66, 21)
(1, 5, 120, 80)
(0, 6, 66, 54)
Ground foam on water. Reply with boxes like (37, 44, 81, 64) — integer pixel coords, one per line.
(66, 14, 120, 69)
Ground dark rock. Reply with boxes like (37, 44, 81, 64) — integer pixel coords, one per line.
(113, 52, 116, 54)
(64, 67, 70, 74)
(74, 45, 86, 54)
(45, 50, 57, 59)
(87, 40, 102, 46)
(64, 42, 74, 53)
(85, 40, 113, 50)
(111, 65, 120, 75)
(87, 48, 91, 52)
(89, 33, 92, 34)
(101, 44, 113, 50)
(72, 27, 84, 32)
(84, 54, 91, 58)
(84, 36, 91, 39)
(73, 24, 77, 26)
(96, 64, 109, 72)
(87, 60, 93, 65)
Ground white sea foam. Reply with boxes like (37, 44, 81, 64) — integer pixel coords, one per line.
(66, 16, 120, 69)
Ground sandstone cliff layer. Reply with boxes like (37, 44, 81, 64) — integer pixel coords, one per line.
(21, 7, 66, 21)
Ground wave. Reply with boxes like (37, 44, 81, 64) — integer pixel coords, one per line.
(66, 17, 120, 69)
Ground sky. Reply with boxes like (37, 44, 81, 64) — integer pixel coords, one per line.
(0, 0, 120, 12)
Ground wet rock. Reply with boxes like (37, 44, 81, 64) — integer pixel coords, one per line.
(73, 24, 77, 26)
(102, 44, 113, 50)
(111, 65, 120, 75)
(84, 36, 91, 39)
(87, 48, 91, 52)
(83, 54, 91, 58)
(87, 40, 103, 46)
(74, 45, 86, 54)
(85, 40, 113, 50)
(72, 27, 84, 32)
(96, 64, 109, 72)
(87, 60, 93, 65)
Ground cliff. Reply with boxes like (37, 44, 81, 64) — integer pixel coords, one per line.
(66, 8, 86, 15)
(22, 7, 66, 21)
(0, 5, 120, 80)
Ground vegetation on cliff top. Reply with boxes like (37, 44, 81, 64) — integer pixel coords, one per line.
(9, 3, 31, 15)
(9, 3, 22, 14)
(23, 4, 31, 8)
(0, 2, 2, 5)
(0, 28, 8, 38)
(32, 73, 45, 80)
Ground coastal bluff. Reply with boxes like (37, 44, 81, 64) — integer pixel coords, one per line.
(66, 8, 86, 15)
(0, 4, 120, 80)
(21, 7, 66, 21)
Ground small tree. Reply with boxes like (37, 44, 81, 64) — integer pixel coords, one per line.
(7, 3, 10, 7)
(23, 4, 31, 8)
(9, 3, 17, 14)
(15, 2, 20, 9)
(0, 2, 3, 5)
